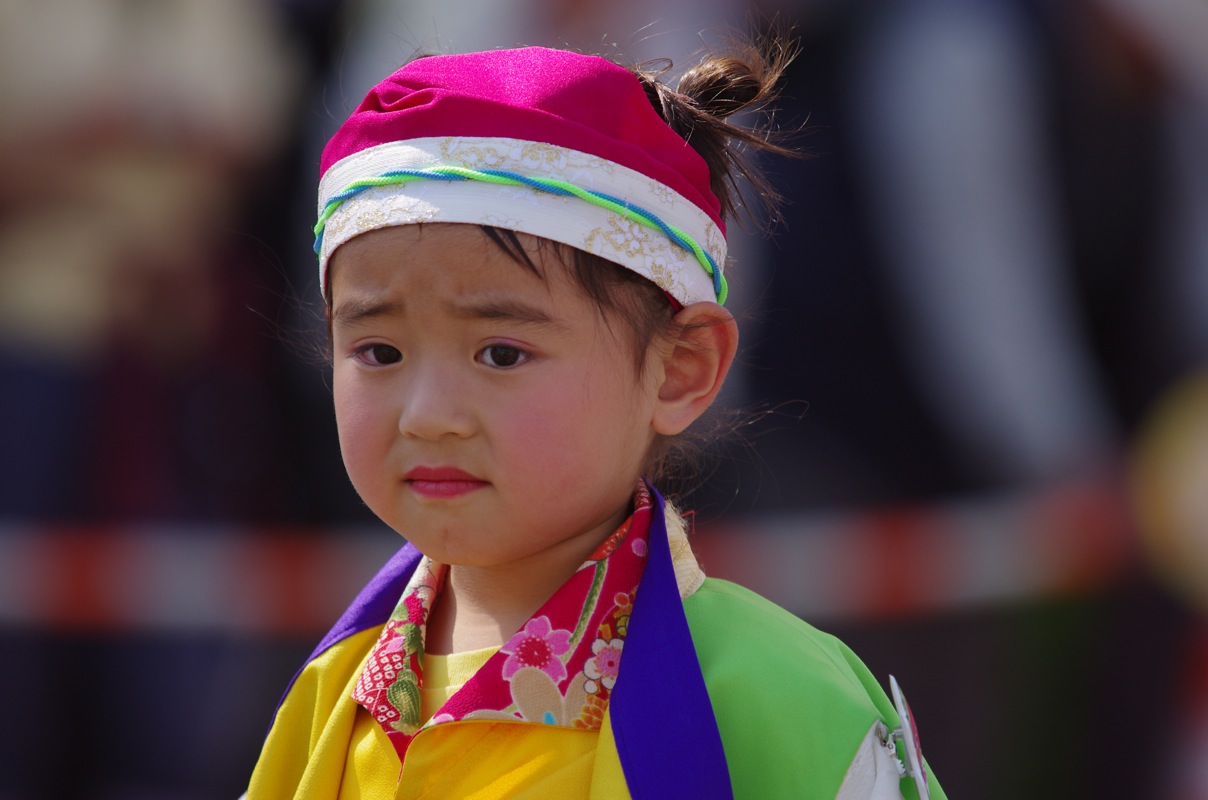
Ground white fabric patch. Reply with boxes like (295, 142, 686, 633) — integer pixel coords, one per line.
(664, 502, 706, 599)
(835, 721, 907, 800)
(317, 137, 727, 306)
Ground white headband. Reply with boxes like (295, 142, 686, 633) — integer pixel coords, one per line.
(315, 137, 728, 305)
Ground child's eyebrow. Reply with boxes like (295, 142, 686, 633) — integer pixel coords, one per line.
(331, 298, 402, 328)
(332, 296, 567, 331)
(450, 299, 566, 330)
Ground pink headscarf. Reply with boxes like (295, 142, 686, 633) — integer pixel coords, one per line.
(315, 47, 728, 306)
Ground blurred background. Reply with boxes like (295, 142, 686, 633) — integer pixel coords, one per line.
(0, 0, 1206, 797)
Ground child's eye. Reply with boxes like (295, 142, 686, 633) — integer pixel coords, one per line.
(353, 343, 402, 365)
(478, 344, 530, 369)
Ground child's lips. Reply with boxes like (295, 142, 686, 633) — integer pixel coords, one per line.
(403, 466, 489, 499)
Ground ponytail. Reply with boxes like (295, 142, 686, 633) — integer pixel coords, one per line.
(632, 36, 800, 228)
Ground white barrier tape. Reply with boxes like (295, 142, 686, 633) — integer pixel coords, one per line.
(0, 477, 1133, 633)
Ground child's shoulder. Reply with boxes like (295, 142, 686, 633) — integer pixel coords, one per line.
(684, 576, 879, 691)
(683, 577, 907, 797)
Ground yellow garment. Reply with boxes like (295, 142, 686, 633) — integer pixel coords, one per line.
(249, 627, 380, 799)
(419, 647, 497, 723)
(248, 632, 630, 799)
(388, 714, 629, 799)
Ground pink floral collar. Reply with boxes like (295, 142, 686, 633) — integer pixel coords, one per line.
(352, 484, 654, 762)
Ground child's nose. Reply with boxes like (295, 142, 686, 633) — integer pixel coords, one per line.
(396, 359, 475, 440)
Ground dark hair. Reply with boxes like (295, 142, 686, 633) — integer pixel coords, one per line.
(633, 36, 799, 228)
(480, 35, 800, 485)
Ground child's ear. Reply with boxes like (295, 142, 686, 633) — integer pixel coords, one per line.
(652, 302, 739, 436)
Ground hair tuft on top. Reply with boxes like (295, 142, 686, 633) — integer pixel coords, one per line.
(632, 34, 801, 230)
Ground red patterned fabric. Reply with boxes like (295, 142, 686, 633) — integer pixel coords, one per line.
(352, 484, 653, 761)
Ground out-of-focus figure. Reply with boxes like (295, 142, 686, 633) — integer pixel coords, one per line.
(0, 2, 322, 796)
(0, 0, 304, 521)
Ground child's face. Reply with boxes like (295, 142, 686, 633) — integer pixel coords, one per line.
(329, 223, 663, 573)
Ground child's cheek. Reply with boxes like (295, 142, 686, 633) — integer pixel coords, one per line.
(494, 381, 614, 486)
(499, 396, 560, 452)
(497, 392, 571, 462)
(333, 384, 389, 465)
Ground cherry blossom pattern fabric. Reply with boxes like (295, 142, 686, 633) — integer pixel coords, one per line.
(351, 484, 654, 761)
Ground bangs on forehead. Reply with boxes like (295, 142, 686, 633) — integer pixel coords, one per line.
(475, 225, 678, 376)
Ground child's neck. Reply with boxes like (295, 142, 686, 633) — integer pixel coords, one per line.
(425, 563, 556, 655)
(424, 517, 629, 654)
(424, 500, 634, 655)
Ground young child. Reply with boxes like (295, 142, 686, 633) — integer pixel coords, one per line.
(248, 43, 945, 799)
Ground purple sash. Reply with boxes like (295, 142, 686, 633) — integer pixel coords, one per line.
(611, 486, 733, 798)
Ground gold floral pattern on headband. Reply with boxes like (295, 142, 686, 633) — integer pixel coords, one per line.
(438, 138, 615, 180)
(591, 216, 654, 258)
(583, 215, 693, 303)
(325, 190, 440, 246)
(647, 179, 678, 206)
